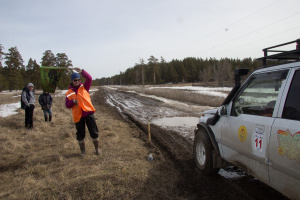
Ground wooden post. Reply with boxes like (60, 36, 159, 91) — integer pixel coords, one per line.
(148, 123, 151, 142)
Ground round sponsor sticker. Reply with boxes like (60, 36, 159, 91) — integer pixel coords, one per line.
(238, 125, 247, 142)
(278, 147, 284, 155)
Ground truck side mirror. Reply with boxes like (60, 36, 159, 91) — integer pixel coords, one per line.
(219, 105, 228, 116)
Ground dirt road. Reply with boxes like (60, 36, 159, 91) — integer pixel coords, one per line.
(101, 86, 288, 200)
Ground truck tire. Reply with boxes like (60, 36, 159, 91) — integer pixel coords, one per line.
(193, 130, 219, 176)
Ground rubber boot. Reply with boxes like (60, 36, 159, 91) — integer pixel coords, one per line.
(78, 140, 85, 156)
(93, 139, 100, 155)
(44, 115, 48, 121)
(49, 115, 52, 122)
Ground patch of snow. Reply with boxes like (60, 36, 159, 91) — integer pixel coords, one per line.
(149, 86, 232, 98)
(0, 90, 22, 95)
(104, 86, 118, 90)
(54, 90, 68, 97)
(150, 86, 232, 92)
(219, 166, 247, 179)
(152, 117, 198, 127)
(0, 103, 20, 117)
(89, 88, 98, 96)
(54, 88, 98, 97)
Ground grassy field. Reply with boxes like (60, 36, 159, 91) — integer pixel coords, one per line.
(0, 88, 184, 199)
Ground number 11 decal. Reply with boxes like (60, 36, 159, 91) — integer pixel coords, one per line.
(255, 133, 263, 152)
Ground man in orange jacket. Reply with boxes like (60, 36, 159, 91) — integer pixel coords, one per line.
(65, 67, 100, 156)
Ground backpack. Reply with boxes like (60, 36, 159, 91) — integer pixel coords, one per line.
(20, 87, 27, 109)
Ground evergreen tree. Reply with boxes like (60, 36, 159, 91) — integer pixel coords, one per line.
(25, 58, 41, 89)
(160, 57, 168, 83)
(168, 65, 178, 83)
(26, 58, 34, 70)
(41, 50, 56, 67)
(3, 47, 24, 91)
(170, 59, 187, 83)
(0, 44, 5, 91)
(32, 60, 41, 89)
(56, 53, 72, 68)
(55, 53, 73, 89)
(183, 57, 197, 82)
(148, 55, 159, 84)
(0, 44, 4, 68)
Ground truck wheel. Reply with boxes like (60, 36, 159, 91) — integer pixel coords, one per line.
(193, 130, 219, 176)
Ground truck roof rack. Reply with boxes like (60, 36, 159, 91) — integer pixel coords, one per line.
(257, 38, 300, 67)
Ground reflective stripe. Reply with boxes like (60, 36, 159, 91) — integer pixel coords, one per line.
(66, 85, 95, 123)
(67, 92, 76, 97)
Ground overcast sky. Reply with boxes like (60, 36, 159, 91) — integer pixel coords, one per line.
(1, 0, 299, 79)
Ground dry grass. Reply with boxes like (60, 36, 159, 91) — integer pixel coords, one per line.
(116, 86, 226, 107)
(0, 89, 183, 200)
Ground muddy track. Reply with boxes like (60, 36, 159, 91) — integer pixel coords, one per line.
(99, 87, 288, 200)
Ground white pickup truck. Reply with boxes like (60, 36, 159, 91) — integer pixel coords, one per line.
(193, 39, 300, 200)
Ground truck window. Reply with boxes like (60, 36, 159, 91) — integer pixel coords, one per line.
(231, 70, 288, 117)
(282, 70, 300, 121)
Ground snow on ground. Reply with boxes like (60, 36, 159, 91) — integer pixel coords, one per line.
(54, 88, 98, 97)
(54, 90, 68, 97)
(0, 90, 22, 117)
(218, 166, 248, 179)
(150, 86, 232, 98)
(0, 90, 22, 94)
(0, 103, 20, 117)
(108, 85, 232, 98)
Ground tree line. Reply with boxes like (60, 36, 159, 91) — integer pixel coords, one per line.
(0, 44, 73, 91)
(94, 55, 267, 87)
(0, 44, 270, 92)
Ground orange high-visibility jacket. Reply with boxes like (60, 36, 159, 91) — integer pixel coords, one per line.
(65, 85, 95, 123)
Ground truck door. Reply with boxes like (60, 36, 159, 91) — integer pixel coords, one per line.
(221, 69, 289, 184)
(269, 69, 300, 199)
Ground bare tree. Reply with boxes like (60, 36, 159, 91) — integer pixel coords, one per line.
(215, 59, 232, 86)
(139, 58, 145, 85)
(199, 65, 211, 85)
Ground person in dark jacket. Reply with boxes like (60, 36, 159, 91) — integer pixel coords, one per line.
(39, 91, 53, 122)
(22, 83, 35, 129)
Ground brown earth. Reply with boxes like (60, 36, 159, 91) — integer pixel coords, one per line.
(0, 87, 288, 200)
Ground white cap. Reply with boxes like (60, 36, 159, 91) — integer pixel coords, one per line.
(27, 83, 34, 87)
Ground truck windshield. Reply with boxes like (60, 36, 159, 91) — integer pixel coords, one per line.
(231, 70, 289, 117)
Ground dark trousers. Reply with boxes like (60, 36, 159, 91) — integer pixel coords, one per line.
(25, 105, 35, 127)
(75, 113, 99, 141)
